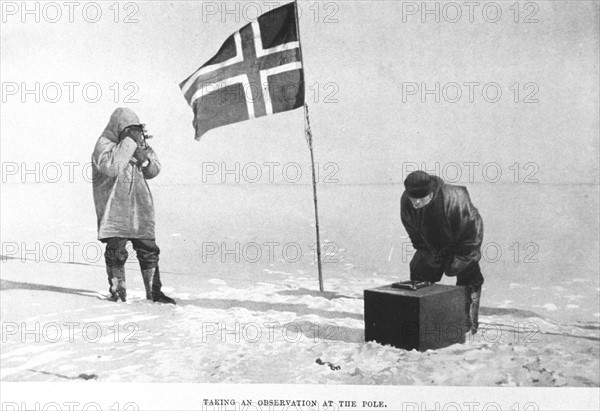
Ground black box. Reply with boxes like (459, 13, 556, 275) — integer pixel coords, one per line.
(364, 283, 467, 351)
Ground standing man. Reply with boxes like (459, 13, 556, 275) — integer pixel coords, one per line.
(92, 107, 175, 304)
(400, 170, 483, 333)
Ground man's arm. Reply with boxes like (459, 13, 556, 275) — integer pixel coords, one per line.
(92, 136, 137, 177)
(400, 195, 427, 250)
(141, 146, 161, 179)
(446, 186, 483, 275)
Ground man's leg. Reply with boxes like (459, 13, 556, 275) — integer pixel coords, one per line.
(131, 239, 175, 304)
(468, 284, 482, 332)
(104, 238, 129, 302)
(456, 262, 484, 334)
(409, 250, 444, 283)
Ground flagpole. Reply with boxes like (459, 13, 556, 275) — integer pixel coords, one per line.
(294, 0, 324, 292)
(303, 104, 324, 292)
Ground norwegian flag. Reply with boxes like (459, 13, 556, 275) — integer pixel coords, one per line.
(180, 2, 304, 140)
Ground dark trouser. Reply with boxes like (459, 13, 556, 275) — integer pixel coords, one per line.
(103, 238, 160, 269)
(410, 249, 483, 331)
(103, 237, 162, 291)
(465, 284, 482, 331)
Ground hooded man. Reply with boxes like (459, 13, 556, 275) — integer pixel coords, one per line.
(92, 107, 175, 304)
(400, 170, 483, 333)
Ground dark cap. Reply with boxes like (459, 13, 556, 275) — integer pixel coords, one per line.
(404, 170, 435, 198)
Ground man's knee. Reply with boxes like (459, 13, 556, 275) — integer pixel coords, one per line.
(132, 239, 160, 269)
(104, 238, 128, 266)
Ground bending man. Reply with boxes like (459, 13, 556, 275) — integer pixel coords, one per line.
(401, 170, 483, 333)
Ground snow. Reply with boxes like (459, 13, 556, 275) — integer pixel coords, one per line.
(1, 183, 599, 386)
(1, 258, 599, 386)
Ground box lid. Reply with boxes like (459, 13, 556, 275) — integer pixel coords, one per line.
(364, 283, 463, 298)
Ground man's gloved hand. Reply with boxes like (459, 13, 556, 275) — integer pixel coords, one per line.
(133, 147, 150, 166)
(447, 255, 471, 276)
(119, 125, 144, 146)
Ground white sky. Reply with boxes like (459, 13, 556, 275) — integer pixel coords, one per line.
(1, 1, 598, 185)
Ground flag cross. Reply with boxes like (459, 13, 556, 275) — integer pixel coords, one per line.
(182, 21, 302, 121)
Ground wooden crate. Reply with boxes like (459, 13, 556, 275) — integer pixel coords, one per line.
(364, 283, 467, 351)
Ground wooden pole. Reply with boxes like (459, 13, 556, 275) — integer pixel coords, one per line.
(303, 104, 324, 292)
(294, 0, 324, 292)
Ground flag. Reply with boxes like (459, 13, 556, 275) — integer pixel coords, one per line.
(180, 2, 304, 140)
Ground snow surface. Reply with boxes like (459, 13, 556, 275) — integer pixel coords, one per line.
(1, 261, 598, 385)
(1, 183, 599, 385)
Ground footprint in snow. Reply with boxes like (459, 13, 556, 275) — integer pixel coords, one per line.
(316, 358, 341, 371)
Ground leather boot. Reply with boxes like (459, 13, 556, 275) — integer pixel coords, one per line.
(141, 267, 175, 304)
(108, 266, 126, 302)
(106, 266, 117, 301)
(141, 268, 153, 300)
(469, 284, 482, 334)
